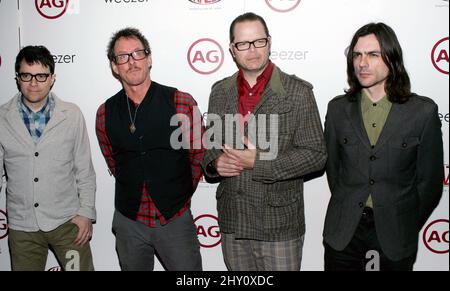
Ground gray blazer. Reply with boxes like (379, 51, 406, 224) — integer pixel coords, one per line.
(323, 93, 444, 260)
(201, 66, 327, 241)
(0, 93, 96, 232)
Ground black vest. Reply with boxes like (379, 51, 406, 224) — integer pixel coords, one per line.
(105, 82, 193, 221)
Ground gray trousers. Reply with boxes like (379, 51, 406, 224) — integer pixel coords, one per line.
(221, 233, 305, 271)
(112, 209, 202, 271)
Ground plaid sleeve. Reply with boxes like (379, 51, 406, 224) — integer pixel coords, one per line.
(174, 90, 205, 191)
(95, 103, 116, 176)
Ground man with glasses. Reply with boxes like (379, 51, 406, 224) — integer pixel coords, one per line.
(0, 45, 96, 271)
(96, 27, 204, 271)
(201, 13, 327, 270)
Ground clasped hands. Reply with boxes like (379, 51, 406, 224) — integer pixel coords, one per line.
(215, 136, 257, 177)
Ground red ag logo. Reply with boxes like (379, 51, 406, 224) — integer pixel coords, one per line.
(423, 219, 449, 254)
(195, 214, 221, 248)
(444, 164, 449, 187)
(265, 0, 301, 12)
(188, 38, 224, 75)
(0, 210, 8, 240)
(189, 0, 221, 4)
(431, 37, 449, 75)
(35, 0, 70, 20)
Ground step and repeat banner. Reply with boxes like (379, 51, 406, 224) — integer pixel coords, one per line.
(0, 0, 448, 271)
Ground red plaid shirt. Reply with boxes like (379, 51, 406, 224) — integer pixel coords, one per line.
(96, 88, 205, 227)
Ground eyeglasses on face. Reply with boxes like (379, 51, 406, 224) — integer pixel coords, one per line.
(233, 38, 270, 51)
(114, 49, 150, 65)
(16, 72, 52, 82)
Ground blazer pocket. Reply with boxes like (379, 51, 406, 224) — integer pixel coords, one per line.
(338, 133, 360, 167)
(388, 136, 420, 170)
(267, 188, 299, 207)
(273, 102, 293, 134)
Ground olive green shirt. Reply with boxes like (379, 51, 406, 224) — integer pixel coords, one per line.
(361, 92, 392, 208)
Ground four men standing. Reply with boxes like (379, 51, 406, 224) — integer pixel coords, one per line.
(0, 18, 445, 271)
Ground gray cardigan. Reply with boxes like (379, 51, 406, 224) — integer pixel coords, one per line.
(0, 93, 96, 232)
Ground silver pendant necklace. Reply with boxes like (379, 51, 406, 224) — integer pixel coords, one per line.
(126, 95, 140, 134)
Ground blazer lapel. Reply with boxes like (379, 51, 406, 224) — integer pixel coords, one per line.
(345, 97, 372, 151)
(6, 105, 35, 148)
(373, 103, 404, 153)
(254, 67, 287, 115)
(222, 73, 239, 114)
(40, 96, 66, 140)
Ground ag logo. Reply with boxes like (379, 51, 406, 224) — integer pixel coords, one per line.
(423, 219, 449, 254)
(431, 37, 449, 75)
(47, 266, 62, 271)
(188, 38, 224, 75)
(265, 0, 301, 12)
(189, 0, 221, 4)
(195, 214, 221, 248)
(35, 0, 70, 20)
(0, 210, 8, 240)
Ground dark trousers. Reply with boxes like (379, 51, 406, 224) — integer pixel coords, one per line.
(324, 207, 416, 271)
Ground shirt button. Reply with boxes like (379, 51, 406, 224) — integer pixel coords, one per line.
(359, 202, 364, 208)
(35, 152, 39, 157)
(34, 178, 39, 182)
(370, 179, 375, 185)
(34, 203, 39, 208)
(370, 156, 377, 161)
(343, 138, 348, 144)
(372, 123, 377, 128)
(402, 143, 407, 148)
(373, 103, 377, 107)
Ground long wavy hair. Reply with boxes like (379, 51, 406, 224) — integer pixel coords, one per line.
(345, 23, 412, 103)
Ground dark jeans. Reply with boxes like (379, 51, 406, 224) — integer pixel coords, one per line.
(324, 207, 416, 271)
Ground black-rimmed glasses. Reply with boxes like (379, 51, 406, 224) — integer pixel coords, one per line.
(233, 38, 270, 51)
(114, 49, 150, 65)
(16, 72, 52, 82)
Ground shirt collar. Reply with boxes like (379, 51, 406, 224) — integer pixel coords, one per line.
(237, 60, 274, 89)
(361, 91, 391, 112)
(19, 94, 53, 115)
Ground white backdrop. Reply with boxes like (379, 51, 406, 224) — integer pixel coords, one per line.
(0, 0, 448, 271)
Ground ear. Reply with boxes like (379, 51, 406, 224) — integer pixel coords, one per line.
(51, 74, 56, 85)
(111, 61, 119, 76)
(229, 44, 236, 59)
(147, 54, 152, 69)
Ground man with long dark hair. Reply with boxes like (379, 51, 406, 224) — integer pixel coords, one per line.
(323, 22, 444, 271)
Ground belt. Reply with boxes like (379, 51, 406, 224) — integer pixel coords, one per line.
(360, 207, 374, 226)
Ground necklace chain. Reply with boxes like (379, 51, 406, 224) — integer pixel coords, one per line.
(126, 95, 140, 134)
